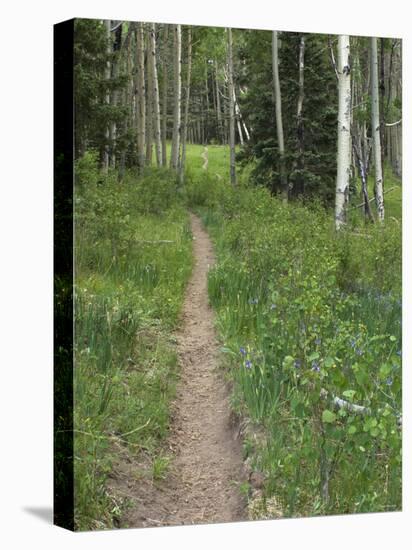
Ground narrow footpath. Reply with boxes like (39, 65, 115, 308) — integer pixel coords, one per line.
(111, 213, 247, 528)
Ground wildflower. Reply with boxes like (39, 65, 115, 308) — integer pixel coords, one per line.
(294, 359, 301, 369)
(311, 361, 320, 372)
(245, 360, 252, 369)
(386, 377, 393, 386)
(270, 303, 277, 310)
(355, 348, 364, 356)
(350, 338, 356, 349)
(240, 347, 246, 356)
(315, 338, 321, 346)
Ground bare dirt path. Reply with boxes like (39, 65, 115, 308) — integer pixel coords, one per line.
(111, 213, 247, 528)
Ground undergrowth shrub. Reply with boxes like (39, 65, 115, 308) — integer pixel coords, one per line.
(73, 153, 192, 530)
(198, 179, 401, 518)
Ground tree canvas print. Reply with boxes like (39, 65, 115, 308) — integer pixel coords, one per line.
(54, 18, 402, 531)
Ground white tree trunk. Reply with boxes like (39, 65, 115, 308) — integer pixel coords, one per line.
(103, 20, 111, 173)
(179, 27, 193, 185)
(136, 22, 146, 172)
(161, 25, 169, 166)
(370, 36, 385, 222)
(335, 35, 351, 230)
(149, 23, 162, 166)
(272, 31, 287, 200)
(170, 24, 182, 170)
(227, 27, 237, 185)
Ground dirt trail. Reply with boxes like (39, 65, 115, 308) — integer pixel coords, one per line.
(111, 213, 247, 528)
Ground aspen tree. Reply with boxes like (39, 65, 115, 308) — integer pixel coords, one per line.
(170, 24, 182, 170)
(370, 36, 385, 221)
(227, 27, 236, 185)
(335, 35, 351, 230)
(136, 22, 146, 172)
(149, 23, 162, 166)
(179, 27, 193, 185)
(272, 31, 287, 200)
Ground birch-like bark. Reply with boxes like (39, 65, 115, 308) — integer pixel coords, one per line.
(103, 20, 111, 173)
(145, 26, 153, 165)
(149, 23, 162, 166)
(272, 31, 287, 200)
(215, 63, 224, 144)
(179, 27, 193, 185)
(170, 24, 182, 170)
(227, 27, 237, 185)
(136, 22, 146, 172)
(161, 25, 169, 166)
(335, 35, 351, 230)
(370, 36, 385, 222)
(296, 35, 305, 195)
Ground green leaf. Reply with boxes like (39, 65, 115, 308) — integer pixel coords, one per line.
(342, 390, 356, 400)
(322, 409, 337, 423)
(348, 425, 357, 435)
(308, 352, 320, 362)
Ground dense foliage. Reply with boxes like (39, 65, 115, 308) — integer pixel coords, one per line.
(74, 154, 192, 529)
(192, 169, 401, 516)
(238, 32, 337, 201)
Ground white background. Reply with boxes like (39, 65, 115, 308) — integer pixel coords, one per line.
(0, 0, 410, 548)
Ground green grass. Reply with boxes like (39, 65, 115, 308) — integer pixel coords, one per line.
(73, 154, 193, 530)
(185, 146, 402, 518)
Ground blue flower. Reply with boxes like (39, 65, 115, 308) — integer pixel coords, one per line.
(356, 348, 364, 356)
(311, 361, 320, 372)
(270, 303, 277, 310)
(294, 359, 301, 369)
(245, 360, 252, 369)
(386, 377, 393, 386)
(315, 338, 321, 346)
(240, 347, 246, 356)
(350, 338, 356, 349)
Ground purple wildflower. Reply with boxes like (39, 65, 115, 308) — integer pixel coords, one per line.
(294, 359, 301, 369)
(311, 361, 320, 372)
(245, 360, 252, 369)
(240, 347, 246, 356)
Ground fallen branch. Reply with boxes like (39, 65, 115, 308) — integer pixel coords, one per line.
(350, 186, 397, 210)
(136, 240, 175, 244)
(320, 388, 402, 427)
(385, 119, 402, 127)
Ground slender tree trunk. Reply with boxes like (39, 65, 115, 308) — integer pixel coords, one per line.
(161, 25, 169, 166)
(227, 28, 237, 185)
(296, 35, 305, 195)
(371, 36, 385, 222)
(215, 65, 223, 144)
(149, 23, 162, 166)
(272, 31, 287, 200)
(109, 22, 119, 169)
(145, 26, 153, 165)
(136, 22, 146, 172)
(335, 35, 351, 230)
(103, 20, 111, 173)
(179, 27, 193, 185)
(170, 24, 182, 170)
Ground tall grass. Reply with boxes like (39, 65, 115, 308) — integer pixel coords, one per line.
(188, 145, 401, 517)
(74, 153, 192, 530)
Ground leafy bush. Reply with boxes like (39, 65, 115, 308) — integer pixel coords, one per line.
(73, 157, 192, 529)
(200, 181, 401, 517)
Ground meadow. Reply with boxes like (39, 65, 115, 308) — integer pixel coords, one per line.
(73, 144, 401, 527)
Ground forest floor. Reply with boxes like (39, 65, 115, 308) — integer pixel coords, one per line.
(109, 213, 247, 528)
